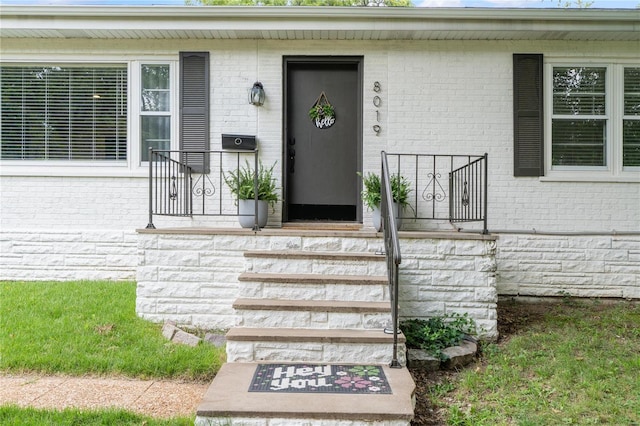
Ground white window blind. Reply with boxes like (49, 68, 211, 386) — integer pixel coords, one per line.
(0, 65, 128, 161)
(551, 66, 607, 167)
(623, 67, 640, 167)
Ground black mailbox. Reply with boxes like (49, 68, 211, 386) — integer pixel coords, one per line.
(222, 134, 256, 151)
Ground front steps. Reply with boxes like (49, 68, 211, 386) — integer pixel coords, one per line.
(228, 251, 404, 365)
(197, 247, 415, 425)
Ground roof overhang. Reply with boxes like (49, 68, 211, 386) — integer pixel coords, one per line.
(1, 5, 639, 41)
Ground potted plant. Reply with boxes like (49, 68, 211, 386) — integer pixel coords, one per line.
(359, 172, 411, 231)
(224, 160, 278, 229)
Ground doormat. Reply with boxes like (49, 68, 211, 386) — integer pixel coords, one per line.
(248, 363, 392, 394)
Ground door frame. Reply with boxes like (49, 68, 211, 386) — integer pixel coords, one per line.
(282, 55, 364, 223)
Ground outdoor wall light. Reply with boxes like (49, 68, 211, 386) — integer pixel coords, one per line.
(249, 82, 265, 106)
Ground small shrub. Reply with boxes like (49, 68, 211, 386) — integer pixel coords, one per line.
(400, 313, 475, 360)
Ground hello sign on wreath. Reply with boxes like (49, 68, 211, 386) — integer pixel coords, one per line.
(308, 91, 336, 130)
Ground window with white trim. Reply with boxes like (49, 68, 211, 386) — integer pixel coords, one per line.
(551, 66, 607, 167)
(140, 63, 172, 162)
(623, 67, 640, 167)
(0, 64, 127, 161)
(547, 62, 640, 177)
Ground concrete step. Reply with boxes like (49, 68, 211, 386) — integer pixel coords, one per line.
(239, 272, 388, 285)
(238, 272, 390, 302)
(227, 327, 403, 344)
(233, 298, 390, 313)
(245, 250, 387, 276)
(196, 362, 415, 426)
(233, 298, 391, 330)
(245, 250, 385, 261)
(226, 328, 406, 365)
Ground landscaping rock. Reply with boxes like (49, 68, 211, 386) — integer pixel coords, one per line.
(204, 333, 226, 347)
(441, 340, 478, 370)
(162, 321, 178, 340)
(162, 321, 203, 347)
(171, 329, 202, 347)
(407, 338, 478, 371)
(407, 349, 440, 371)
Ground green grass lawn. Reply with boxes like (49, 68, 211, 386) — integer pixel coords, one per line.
(3, 281, 639, 425)
(446, 301, 640, 425)
(0, 405, 194, 426)
(0, 281, 225, 381)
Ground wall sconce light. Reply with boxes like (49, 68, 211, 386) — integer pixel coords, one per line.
(249, 82, 265, 106)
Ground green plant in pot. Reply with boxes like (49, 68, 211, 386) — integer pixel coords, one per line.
(359, 172, 411, 231)
(359, 172, 382, 212)
(224, 160, 278, 229)
(390, 173, 411, 210)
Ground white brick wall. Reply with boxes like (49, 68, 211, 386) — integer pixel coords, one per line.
(497, 234, 640, 299)
(1, 38, 637, 298)
(1, 177, 149, 230)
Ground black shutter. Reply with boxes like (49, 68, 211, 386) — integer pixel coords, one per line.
(513, 54, 544, 177)
(180, 52, 209, 173)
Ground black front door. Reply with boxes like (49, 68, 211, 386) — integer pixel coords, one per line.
(284, 57, 362, 222)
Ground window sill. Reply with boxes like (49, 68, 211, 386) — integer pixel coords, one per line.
(541, 171, 640, 183)
(0, 163, 149, 178)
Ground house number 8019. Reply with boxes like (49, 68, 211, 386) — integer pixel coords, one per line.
(373, 82, 382, 136)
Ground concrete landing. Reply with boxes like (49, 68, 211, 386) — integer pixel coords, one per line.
(196, 362, 415, 423)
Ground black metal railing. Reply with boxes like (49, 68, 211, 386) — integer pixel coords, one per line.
(146, 148, 260, 230)
(384, 153, 488, 234)
(381, 151, 402, 368)
(450, 154, 488, 233)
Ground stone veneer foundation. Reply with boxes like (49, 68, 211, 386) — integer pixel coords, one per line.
(136, 228, 498, 340)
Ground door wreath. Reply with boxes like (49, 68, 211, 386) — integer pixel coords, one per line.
(308, 91, 336, 129)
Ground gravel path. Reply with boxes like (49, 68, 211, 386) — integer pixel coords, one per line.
(0, 374, 208, 419)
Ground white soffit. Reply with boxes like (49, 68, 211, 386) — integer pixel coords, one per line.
(0, 6, 639, 41)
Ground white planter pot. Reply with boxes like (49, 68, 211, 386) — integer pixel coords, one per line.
(238, 199, 268, 229)
(371, 203, 402, 232)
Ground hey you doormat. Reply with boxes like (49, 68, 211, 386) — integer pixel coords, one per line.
(248, 363, 392, 394)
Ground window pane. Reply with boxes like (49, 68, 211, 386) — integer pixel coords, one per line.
(141, 115, 170, 161)
(141, 65, 170, 112)
(0, 65, 127, 161)
(48, 68, 71, 159)
(624, 67, 640, 116)
(552, 119, 606, 166)
(553, 67, 606, 115)
(623, 120, 640, 167)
